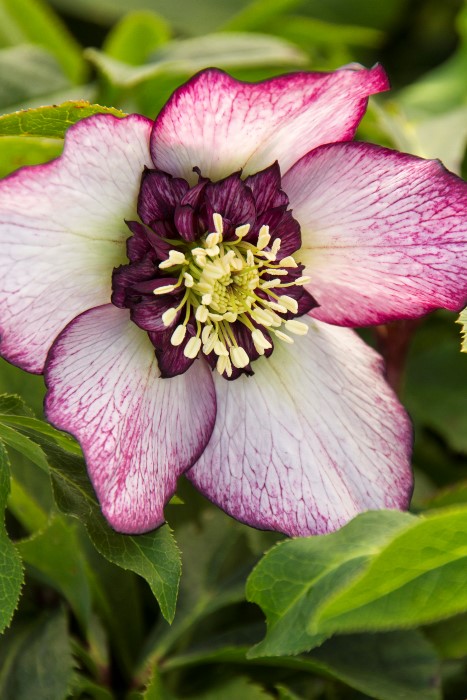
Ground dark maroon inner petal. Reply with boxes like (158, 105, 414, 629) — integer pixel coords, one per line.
(244, 161, 288, 212)
(152, 324, 196, 378)
(137, 168, 189, 228)
(112, 161, 309, 379)
(204, 172, 256, 240)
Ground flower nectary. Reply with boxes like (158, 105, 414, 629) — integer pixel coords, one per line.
(112, 162, 317, 379)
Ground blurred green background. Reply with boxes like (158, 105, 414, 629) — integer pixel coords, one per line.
(0, 1, 467, 699)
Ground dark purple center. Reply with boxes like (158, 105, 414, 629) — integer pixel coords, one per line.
(112, 162, 316, 380)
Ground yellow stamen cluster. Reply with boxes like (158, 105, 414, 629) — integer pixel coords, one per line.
(155, 212, 310, 377)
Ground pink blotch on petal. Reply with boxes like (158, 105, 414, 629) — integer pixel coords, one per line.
(187, 317, 413, 537)
(44, 305, 216, 534)
(283, 141, 467, 326)
(0, 114, 153, 373)
(150, 65, 389, 183)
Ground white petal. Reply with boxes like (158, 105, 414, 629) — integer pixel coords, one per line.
(0, 114, 153, 372)
(151, 66, 388, 183)
(283, 142, 467, 326)
(45, 305, 216, 534)
(188, 317, 412, 536)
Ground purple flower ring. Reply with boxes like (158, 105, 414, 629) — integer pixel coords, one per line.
(0, 66, 466, 536)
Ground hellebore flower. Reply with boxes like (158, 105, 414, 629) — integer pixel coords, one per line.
(0, 66, 466, 536)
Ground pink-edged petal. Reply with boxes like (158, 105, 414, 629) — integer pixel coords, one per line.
(187, 317, 412, 537)
(0, 114, 153, 373)
(151, 65, 389, 183)
(44, 304, 216, 534)
(283, 142, 467, 326)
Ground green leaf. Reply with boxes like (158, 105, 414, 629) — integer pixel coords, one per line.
(191, 677, 273, 700)
(314, 507, 467, 634)
(0, 394, 34, 417)
(0, 100, 127, 139)
(0, 0, 86, 83)
(309, 631, 441, 700)
(103, 10, 171, 65)
(0, 609, 73, 700)
(80, 537, 145, 674)
(86, 32, 306, 89)
(425, 480, 467, 509)
(404, 339, 467, 453)
(0, 135, 62, 177)
(0, 441, 23, 633)
(246, 510, 415, 657)
(8, 476, 49, 532)
(458, 307, 467, 352)
(138, 509, 249, 672)
(425, 613, 467, 660)
(0, 414, 81, 455)
(0, 422, 49, 473)
(17, 515, 92, 632)
(46, 441, 181, 623)
(0, 45, 70, 110)
(275, 686, 305, 700)
(163, 626, 441, 700)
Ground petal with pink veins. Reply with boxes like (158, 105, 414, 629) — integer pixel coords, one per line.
(187, 316, 412, 537)
(283, 142, 467, 326)
(151, 65, 389, 183)
(45, 304, 216, 534)
(0, 114, 153, 373)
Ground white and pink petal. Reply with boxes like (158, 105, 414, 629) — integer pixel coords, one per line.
(283, 142, 467, 326)
(0, 114, 153, 373)
(45, 304, 216, 534)
(151, 65, 389, 183)
(187, 317, 412, 537)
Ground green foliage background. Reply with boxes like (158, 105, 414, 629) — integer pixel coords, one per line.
(0, 0, 466, 698)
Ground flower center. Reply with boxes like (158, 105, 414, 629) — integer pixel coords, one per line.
(155, 213, 310, 377)
(112, 163, 317, 379)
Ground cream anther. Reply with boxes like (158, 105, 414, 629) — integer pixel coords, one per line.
(162, 308, 177, 327)
(280, 296, 299, 314)
(213, 213, 224, 235)
(184, 336, 201, 358)
(267, 301, 288, 313)
(201, 293, 212, 305)
(285, 319, 309, 336)
(274, 330, 294, 344)
(251, 308, 276, 327)
(195, 305, 209, 322)
(260, 278, 281, 289)
(205, 232, 220, 247)
(201, 325, 213, 344)
(257, 226, 271, 250)
(205, 244, 220, 258)
(216, 355, 232, 377)
(295, 276, 311, 285)
(214, 340, 229, 357)
(171, 324, 187, 346)
(279, 256, 298, 268)
(183, 272, 194, 288)
(235, 223, 250, 239)
(154, 284, 176, 295)
(159, 250, 187, 269)
(203, 332, 217, 355)
(271, 238, 281, 256)
(230, 346, 249, 368)
(252, 329, 272, 354)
